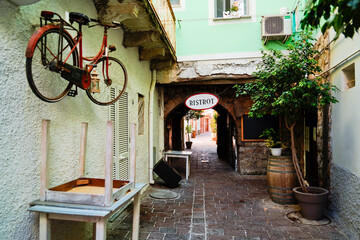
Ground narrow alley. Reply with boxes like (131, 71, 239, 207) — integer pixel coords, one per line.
(108, 133, 348, 240)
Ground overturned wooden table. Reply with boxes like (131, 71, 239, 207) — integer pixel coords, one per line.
(29, 183, 146, 240)
(164, 150, 192, 180)
(29, 120, 144, 240)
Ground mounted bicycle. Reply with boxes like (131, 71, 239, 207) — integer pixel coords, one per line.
(25, 11, 127, 105)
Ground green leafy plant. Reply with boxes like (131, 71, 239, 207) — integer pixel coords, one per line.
(210, 112, 218, 133)
(185, 110, 203, 141)
(234, 32, 338, 192)
(231, 5, 239, 12)
(185, 125, 192, 141)
(186, 125, 192, 133)
(301, 0, 360, 39)
(260, 128, 283, 149)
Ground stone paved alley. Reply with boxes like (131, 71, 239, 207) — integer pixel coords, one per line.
(108, 132, 350, 240)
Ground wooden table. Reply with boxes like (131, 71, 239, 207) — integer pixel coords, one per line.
(164, 150, 192, 180)
(29, 183, 146, 240)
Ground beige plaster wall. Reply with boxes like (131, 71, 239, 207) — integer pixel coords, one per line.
(0, 0, 161, 239)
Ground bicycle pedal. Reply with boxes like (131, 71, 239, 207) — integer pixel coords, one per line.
(67, 88, 78, 97)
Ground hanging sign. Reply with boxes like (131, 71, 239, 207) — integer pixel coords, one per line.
(185, 93, 219, 110)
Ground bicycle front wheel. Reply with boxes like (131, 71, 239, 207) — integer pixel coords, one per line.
(26, 28, 78, 102)
(86, 57, 127, 106)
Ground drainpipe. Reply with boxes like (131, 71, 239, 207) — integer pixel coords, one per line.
(148, 69, 156, 184)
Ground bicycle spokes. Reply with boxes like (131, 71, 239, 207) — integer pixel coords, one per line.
(86, 57, 127, 106)
(26, 29, 76, 102)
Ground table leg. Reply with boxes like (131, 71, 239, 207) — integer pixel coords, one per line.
(186, 156, 189, 180)
(166, 155, 171, 165)
(95, 219, 106, 240)
(132, 192, 141, 240)
(189, 156, 191, 176)
(39, 213, 51, 240)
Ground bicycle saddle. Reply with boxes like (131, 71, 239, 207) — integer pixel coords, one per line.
(69, 12, 90, 25)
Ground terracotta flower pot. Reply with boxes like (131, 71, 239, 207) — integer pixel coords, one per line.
(293, 186, 329, 220)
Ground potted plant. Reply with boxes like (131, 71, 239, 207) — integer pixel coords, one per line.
(230, 5, 240, 17)
(234, 32, 338, 219)
(185, 124, 193, 149)
(185, 110, 204, 149)
(260, 128, 283, 156)
(192, 129, 196, 138)
(223, 3, 240, 18)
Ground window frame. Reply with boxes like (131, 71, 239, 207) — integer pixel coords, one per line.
(342, 62, 356, 91)
(170, 0, 181, 7)
(170, 0, 185, 10)
(214, 0, 250, 19)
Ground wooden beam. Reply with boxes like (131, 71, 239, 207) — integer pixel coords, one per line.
(151, 60, 174, 70)
(139, 48, 166, 61)
(40, 120, 50, 202)
(39, 213, 50, 240)
(123, 31, 159, 48)
(79, 122, 88, 178)
(129, 123, 136, 187)
(132, 192, 140, 240)
(98, 3, 140, 24)
(104, 121, 114, 207)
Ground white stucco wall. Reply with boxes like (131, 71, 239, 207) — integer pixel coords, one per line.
(0, 0, 163, 239)
(330, 32, 360, 177)
(329, 30, 360, 237)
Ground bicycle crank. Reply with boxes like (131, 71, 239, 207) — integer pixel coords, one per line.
(60, 63, 91, 90)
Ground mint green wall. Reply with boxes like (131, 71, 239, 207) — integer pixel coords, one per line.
(174, 0, 300, 57)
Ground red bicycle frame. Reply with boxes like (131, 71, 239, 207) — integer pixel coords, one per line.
(63, 24, 110, 81)
(25, 12, 113, 90)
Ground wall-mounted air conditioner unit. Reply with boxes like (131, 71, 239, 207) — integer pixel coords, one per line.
(261, 15, 292, 44)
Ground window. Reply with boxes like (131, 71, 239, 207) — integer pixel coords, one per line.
(138, 94, 145, 135)
(215, 0, 248, 18)
(342, 63, 355, 90)
(170, 0, 180, 6)
(170, 0, 185, 10)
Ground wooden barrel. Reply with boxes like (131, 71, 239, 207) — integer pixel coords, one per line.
(267, 155, 298, 204)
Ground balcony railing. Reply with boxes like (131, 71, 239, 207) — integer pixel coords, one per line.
(148, 0, 176, 53)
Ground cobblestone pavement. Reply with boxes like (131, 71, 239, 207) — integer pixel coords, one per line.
(108, 132, 349, 240)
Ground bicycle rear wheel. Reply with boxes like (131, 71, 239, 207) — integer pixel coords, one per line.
(86, 57, 127, 106)
(26, 28, 78, 102)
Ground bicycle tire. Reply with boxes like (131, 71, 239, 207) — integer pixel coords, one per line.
(26, 28, 78, 102)
(86, 56, 128, 106)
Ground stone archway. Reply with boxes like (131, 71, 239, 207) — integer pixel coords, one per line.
(162, 84, 270, 174)
(165, 99, 238, 167)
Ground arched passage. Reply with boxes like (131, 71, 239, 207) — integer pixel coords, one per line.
(165, 102, 238, 168)
(162, 84, 270, 174)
